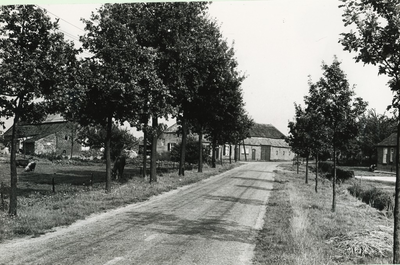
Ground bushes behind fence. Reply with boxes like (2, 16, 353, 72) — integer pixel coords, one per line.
(317, 161, 354, 183)
(348, 182, 394, 214)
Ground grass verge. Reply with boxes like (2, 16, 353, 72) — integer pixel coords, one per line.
(0, 162, 241, 242)
(253, 163, 393, 264)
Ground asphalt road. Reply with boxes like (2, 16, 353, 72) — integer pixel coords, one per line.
(0, 162, 278, 265)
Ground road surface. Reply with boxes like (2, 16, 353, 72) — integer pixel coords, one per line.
(0, 162, 278, 265)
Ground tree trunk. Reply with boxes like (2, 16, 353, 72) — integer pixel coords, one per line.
(211, 139, 216, 168)
(198, 129, 203, 173)
(315, 153, 319, 193)
(105, 116, 112, 193)
(142, 125, 148, 178)
(229, 144, 232, 164)
(243, 140, 247, 161)
(150, 116, 158, 183)
(9, 113, 20, 216)
(220, 145, 223, 166)
(179, 117, 187, 176)
(332, 147, 337, 212)
(305, 155, 309, 184)
(234, 144, 238, 162)
(70, 123, 75, 159)
(393, 118, 400, 263)
(238, 142, 241, 161)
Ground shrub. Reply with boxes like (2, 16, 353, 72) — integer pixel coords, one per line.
(347, 183, 394, 214)
(170, 136, 211, 164)
(325, 168, 355, 183)
(318, 162, 333, 173)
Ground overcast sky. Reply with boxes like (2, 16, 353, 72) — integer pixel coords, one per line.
(1, 0, 394, 136)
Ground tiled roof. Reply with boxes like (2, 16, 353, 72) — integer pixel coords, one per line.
(4, 121, 68, 140)
(249, 123, 285, 139)
(244, 137, 290, 147)
(376, 132, 397, 147)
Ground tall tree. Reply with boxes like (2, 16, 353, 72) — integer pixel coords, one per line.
(78, 4, 160, 191)
(308, 58, 367, 212)
(339, 1, 400, 262)
(287, 104, 313, 184)
(304, 79, 333, 193)
(0, 5, 77, 215)
(114, 2, 208, 176)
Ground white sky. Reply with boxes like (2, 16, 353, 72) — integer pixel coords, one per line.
(1, 0, 394, 136)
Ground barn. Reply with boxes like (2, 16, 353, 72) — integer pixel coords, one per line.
(236, 123, 294, 161)
(3, 115, 83, 157)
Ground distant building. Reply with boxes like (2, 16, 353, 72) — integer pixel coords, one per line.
(3, 115, 83, 157)
(376, 132, 397, 172)
(237, 123, 294, 161)
(157, 123, 294, 162)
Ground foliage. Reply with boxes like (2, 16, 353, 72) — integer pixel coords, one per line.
(170, 135, 211, 164)
(306, 58, 367, 153)
(0, 5, 77, 126)
(325, 168, 355, 183)
(340, 0, 400, 108)
(356, 109, 397, 164)
(76, 125, 138, 160)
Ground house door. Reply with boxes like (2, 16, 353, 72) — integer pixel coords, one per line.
(24, 142, 35, 155)
(252, 149, 256, 160)
(261, 146, 270, 161)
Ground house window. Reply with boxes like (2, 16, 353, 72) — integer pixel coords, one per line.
(383, 148, 388, 164)
(167, 143, 176, 151)
(283, 151, 285, 156)
(65, 135, 69, 140)
(390, 148, 394, 163)
(224, 145, 230, 156)
(276, 150, 279, 156)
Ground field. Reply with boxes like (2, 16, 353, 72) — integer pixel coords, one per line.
(253, 163, 394, 264)
(0, 155, 240, 242)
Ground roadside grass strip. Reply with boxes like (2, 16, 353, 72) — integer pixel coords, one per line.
(253, 164, 393, 264)
(0, 163, 240, 242)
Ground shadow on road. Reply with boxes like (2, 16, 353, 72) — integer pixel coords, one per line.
(235, 184, 273, 192)
(205, 194, 265, 206)
(125, 211, 256, 244)
(230, 176, 275, 183)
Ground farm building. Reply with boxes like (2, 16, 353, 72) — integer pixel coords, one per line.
(3, 115, 83, 157)
(376, 132, 397, 172)
(157, 123, 294, 162)
(236, 123, 294, 161)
